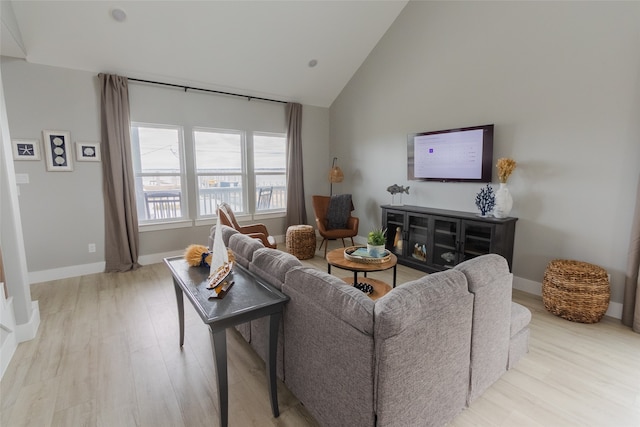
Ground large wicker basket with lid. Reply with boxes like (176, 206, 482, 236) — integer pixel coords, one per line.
(542, 259, 610, 324)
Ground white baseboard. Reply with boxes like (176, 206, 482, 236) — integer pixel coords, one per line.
(138, 250, 183, 265)
(15, 300, 40, 342)
(29, 261, 106, 284)
(27, 251, 185, 284)
(0, 292, 17, 380)
(513, 275, 622, 320)
(1, 296, 40, 380)
(513, 276, 542, 296)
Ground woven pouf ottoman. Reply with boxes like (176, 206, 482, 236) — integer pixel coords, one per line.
(542, 259, 610, 323)
(286, 225, 316, 260)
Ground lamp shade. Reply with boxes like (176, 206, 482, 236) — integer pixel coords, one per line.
(328, 157, 344, 183)
(329, 166, 344, 183)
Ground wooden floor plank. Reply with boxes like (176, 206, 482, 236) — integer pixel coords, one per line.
(2, 242, 639, 427)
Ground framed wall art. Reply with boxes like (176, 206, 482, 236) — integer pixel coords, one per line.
(42, 130, 73, 171)
(76, 142, 101, 162)
(12, 139, 41, 161)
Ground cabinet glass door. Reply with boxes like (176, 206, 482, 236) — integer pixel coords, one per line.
(407, 214, 429, 265)
(432, 218, 459, 269)
(385, 210, 406, 256)
(461, 221, 493, 263)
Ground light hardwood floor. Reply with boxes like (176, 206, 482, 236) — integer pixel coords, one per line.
(2, 241, 639, 426)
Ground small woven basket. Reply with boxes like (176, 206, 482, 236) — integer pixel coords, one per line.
(286, 225, 316, 260)
(542, 259, 610, 324)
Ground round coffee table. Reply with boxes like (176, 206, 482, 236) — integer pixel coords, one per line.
(326, 247, 398, 293)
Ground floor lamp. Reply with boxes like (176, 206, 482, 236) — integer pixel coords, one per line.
(328, 157, 344, 196)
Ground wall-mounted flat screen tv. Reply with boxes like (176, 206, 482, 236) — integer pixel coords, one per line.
(407, 124, 494, 183)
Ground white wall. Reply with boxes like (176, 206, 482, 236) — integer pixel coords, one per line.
(330, 1, 640, 306)
(1, 58, 329, 277)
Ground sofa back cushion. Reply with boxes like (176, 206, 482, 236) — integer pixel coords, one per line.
(249, 247, 302, 291)
(374, 270, 473, 427)
(454, 253, 512, 403)
(282, 267, 376, 427)
(228, 233, 263, 268)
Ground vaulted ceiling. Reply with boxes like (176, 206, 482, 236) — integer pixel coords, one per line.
(1, 1, 408, 107)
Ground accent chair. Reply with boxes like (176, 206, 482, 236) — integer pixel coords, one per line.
(217, 202, 277, 249)
(312, 194, 359, 257)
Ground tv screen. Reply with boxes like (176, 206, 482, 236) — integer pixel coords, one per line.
(407, 124, 494, 183)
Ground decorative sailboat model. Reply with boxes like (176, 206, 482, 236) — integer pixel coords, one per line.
(207, 216, 234, 298)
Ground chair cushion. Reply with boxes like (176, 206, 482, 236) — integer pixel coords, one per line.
(326, 194, 352, 229)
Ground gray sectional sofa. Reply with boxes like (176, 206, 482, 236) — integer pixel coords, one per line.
(210, 225, 531, 427)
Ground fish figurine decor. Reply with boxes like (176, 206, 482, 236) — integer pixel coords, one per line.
(386, 184, 410, 206)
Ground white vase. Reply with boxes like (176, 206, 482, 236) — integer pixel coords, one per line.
(493, 183, 513, 219)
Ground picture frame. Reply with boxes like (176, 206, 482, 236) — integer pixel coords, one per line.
(42, 130, 73, 171)
(12, 139, 41, 161)
(76, 142, 101, 162)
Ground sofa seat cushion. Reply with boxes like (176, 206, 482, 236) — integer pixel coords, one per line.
(249, 247, 302, 291)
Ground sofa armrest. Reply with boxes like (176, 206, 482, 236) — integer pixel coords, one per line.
(454, 253, 513, 403)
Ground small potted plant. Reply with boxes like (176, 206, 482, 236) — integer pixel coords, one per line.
(367, 228, 387, 257)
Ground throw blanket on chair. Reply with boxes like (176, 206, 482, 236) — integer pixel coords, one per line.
(327, 194, 352, 229)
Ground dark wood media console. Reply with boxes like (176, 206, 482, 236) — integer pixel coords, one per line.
(381, 205, 517, 273)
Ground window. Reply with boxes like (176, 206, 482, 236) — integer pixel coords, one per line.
(131, 123, 186, 222)
(130, 124, 286, 223)
(253, 133, 287, 212)
(194, 129, 245, 216)
(194, 129, 287, 217)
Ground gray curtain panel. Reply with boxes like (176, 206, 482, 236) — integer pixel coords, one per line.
(98, 74, 141, 272)
(622, 174, 640, 333)
(285, 102, 307, 226)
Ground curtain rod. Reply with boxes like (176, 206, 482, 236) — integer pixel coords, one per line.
(127, 77, 287, 104)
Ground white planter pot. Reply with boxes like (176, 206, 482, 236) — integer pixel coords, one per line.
(367, 244, 386, 258)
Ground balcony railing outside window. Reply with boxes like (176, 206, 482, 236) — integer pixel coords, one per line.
(142, 185, 285, 220)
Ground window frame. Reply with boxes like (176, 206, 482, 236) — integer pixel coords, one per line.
(252, 131, 287, 214)
(193, 127, 248, 218)
(130, 122, 188, 226)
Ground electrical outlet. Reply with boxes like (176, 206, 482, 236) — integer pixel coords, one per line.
(88, 243, 96, 253)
